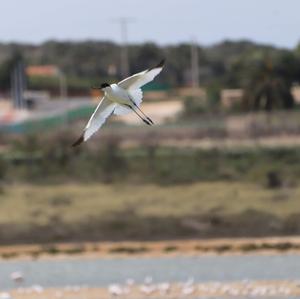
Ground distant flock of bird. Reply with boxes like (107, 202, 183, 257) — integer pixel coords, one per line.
(3, 270, 296, 298)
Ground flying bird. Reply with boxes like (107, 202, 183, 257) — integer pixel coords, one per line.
(72, 60, 165, 146)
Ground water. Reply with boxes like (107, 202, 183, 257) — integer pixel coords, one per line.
(0, 254, 300, 289)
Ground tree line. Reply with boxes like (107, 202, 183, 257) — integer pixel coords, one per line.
(1, 39, 300, 109)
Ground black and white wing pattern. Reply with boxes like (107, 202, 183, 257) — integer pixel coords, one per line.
(118, 60, 165, 90)
(114, 59, 165, 115)
(72, 96, 116, 146)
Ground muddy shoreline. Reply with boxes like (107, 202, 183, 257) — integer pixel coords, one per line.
(7, 281, 300, 298)
(1, 236, 300, 260)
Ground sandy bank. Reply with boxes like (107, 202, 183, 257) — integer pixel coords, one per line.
(1, 236, 300, 260)
(7, 280, 300, 298)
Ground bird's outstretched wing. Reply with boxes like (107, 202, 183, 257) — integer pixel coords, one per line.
(72, 96, 116, 146)
(118, 59, 165, 90)
(115, 60, 165, 115)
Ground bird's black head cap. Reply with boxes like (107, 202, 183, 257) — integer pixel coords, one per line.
(101, 83, 110, 89)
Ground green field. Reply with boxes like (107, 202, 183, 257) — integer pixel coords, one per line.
(0, 133, 300, 244)
(0, 181, 300, 244)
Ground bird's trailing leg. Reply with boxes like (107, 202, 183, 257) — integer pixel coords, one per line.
(128, 97, 154, 125)
(124, 104, 152, 126)
(133, 103, 154, 125)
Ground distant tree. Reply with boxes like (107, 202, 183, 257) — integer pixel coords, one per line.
(206, 82, 222, 108)
(165, 43, 192, 86)
(0, 39, 299, 94)
(242, 54, 296, 111)
(0, 51, 23, 91)
(247, 77, 294, 111)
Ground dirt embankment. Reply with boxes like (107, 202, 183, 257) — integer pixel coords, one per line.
(1, 237, 300, 260)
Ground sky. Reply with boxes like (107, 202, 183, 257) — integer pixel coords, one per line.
(1, 0, 299, 48)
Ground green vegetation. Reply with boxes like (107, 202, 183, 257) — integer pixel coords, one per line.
(242, 56, 295, 111)
(109, 246, 148, 254)
(0, 131, 298, 243)
(0, 181, 299, 243)
(1, 39, 300, 109)
(0, 112, 299, 244)
(2, 40, 300, 244)
(163, 246, 178, 252)
(1, 132, 300, 185)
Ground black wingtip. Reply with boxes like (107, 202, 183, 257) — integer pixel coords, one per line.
(72, 134, 84, 147)
(149, 59, 165, 71)
(157, 59, 165, 68)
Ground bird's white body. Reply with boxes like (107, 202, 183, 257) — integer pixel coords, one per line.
(10, 271, 24, 283)
(104, 84, 131, 105)
(72, 60, 165, 146)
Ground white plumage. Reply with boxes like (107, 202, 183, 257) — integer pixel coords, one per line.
(114, 89, 143, 115)
(118, 64, 164, 90)
(72, 60, 165, 146)
(83, 97, 115, 141)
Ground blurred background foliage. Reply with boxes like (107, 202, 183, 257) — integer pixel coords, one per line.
(2, 39, 300, 243)
(1, 39, 300, 108)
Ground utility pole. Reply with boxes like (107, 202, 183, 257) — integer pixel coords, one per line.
(58, 69, 67, 100)
(113, 17, 134, 78)
(190, 39, 199, 89)
(11, 61, 26, 109)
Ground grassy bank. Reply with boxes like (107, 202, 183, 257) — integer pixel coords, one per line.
(0, 133, 300, 243)
(0, 182, 300, 244)
(1, 133, 300, 185)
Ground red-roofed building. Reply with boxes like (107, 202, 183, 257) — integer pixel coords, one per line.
(26, 65, 60, 77)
